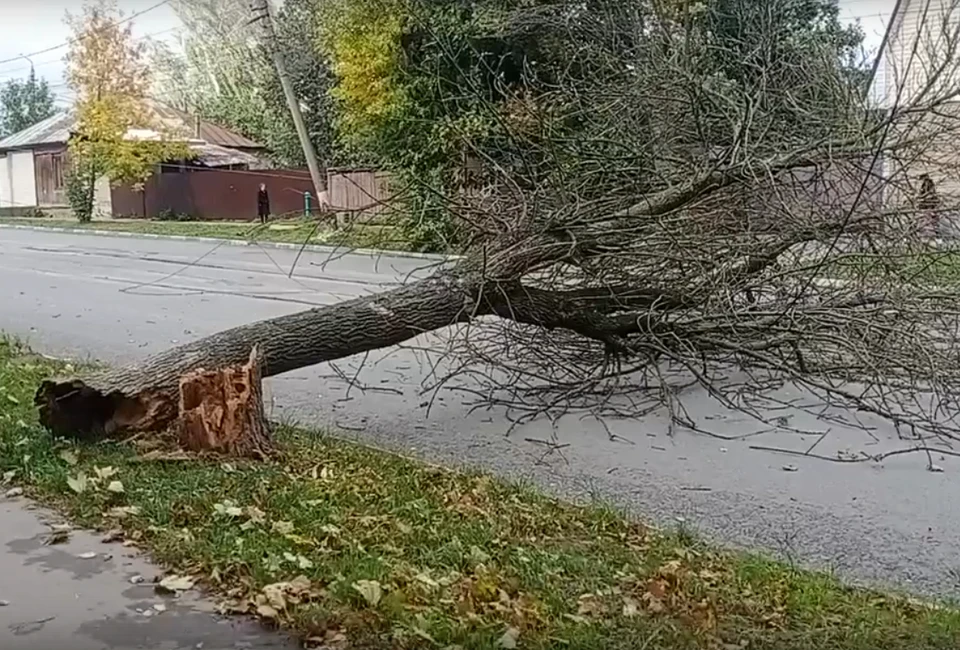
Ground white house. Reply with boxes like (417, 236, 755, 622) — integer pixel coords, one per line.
(867, 0, 960, 202)
(0, 102, 266, 217)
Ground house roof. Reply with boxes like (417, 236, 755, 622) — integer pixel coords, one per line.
(0, 111, 76, 151)
(187, 142, 263, 167)
(0, 100, 264, 152)
(148, 102, 264, 150)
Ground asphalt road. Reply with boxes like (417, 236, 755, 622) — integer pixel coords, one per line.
(1, 226, 958, 603)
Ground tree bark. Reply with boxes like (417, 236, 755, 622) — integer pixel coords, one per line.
(35, 273, 479, 440)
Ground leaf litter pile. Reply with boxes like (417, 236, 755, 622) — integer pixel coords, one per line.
(1, 336, 959, 649)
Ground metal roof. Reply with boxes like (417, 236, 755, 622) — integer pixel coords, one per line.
(0, 100, 264, 152)
(0, 111, 76, 151)
(188, 142, 262, 167)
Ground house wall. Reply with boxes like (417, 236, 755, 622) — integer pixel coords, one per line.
(0, 155, 9, 210)
(0, 150, 38, 210)
(879, 0, 960, 108)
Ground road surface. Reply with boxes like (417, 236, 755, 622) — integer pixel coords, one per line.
(0, 226, 958, 604)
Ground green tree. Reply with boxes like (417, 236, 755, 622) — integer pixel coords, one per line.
(149, 0, 342, 168)
(316, 0, 869, 251)
(65, 0, 192, 222)
(0, 69, 57, 137)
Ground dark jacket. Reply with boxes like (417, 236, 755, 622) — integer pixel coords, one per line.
(257, 188, 270, 215)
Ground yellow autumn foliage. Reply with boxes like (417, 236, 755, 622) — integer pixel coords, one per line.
(64, 0, 192, 186)
(317, 0, 409, 148)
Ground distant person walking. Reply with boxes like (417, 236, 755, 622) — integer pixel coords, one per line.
(257, 183, 271, 224)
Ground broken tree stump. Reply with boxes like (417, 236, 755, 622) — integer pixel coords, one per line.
(176, 345, 273, 459)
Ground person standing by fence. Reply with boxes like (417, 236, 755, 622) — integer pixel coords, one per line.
(257, 183, 271, 224)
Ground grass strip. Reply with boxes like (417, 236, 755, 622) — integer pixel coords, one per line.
(1, 335, 958, 649)
(0, 217, 416, 253)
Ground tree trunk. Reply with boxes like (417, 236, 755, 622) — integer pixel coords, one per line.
(177, 345, 273, 459)
(35, 273, 479, 440)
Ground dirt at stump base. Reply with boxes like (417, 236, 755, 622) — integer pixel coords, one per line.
(176, 345, 273, 459)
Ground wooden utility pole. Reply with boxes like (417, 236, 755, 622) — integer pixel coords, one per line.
(250, 0, 329, 212)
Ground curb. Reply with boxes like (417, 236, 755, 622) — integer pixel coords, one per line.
(0, 223, 461, 263)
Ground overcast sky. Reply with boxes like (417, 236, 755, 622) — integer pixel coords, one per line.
(0, 0, 895, 107)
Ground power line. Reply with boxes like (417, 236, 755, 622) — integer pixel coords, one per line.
(0, 28, 181, 79)
(0, 0, 174, 68)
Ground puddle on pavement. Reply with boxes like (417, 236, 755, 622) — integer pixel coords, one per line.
(6, 536, 115, 580)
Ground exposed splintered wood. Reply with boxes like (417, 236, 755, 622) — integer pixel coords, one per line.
(177, 345, 273, 459)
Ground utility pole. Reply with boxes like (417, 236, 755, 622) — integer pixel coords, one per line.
(249, 0, 329, 213)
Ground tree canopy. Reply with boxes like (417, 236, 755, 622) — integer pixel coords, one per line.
(0, 69, 57, 137)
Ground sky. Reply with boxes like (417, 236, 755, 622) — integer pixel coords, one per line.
(0, 0, 896, 107)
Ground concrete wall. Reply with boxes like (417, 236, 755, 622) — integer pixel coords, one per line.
(0, 155, 9, 209)
(0, 150, 37, 209)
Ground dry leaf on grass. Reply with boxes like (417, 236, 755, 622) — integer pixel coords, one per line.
(498, 626, 521, 649)
(59, 450, 78, 466)
(66, 472, 87, 494)
(352, 580, 383, 607)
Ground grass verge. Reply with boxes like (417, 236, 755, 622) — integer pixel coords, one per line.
(0, 216, 417, 254)
(1, 336, 959, 649)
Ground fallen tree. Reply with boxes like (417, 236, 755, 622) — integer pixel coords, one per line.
(35, 0, 960, 456)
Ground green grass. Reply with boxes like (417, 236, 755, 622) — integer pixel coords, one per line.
(2, 336, 959, 649)
(0, 216, 417, 253)
(801, 247, 960, 287)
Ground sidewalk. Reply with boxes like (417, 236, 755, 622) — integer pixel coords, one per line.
(0, 496, 295, 650)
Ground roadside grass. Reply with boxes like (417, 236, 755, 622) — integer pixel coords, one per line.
(0, 216, 416, 253)
(808, 247, 960, 287)
(2, 336, 959, 649)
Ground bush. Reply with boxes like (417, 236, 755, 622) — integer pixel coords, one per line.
(65, 165, 94, 223)
(155, 209, 197, 222)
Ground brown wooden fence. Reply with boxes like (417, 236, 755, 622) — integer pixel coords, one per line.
(112, 165, 393, 221)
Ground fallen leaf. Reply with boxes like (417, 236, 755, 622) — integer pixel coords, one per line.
(272, 520, 295, 534)
(622, 596, 640, 617)
(0, 600, 8, 607)
(781, 464, 799, 472)
(153, 603, 167, 612)
(66, 472, 88, 494)
(1, 470, 16, 484)
(352, 580, 382, 607)
(256, 604, 279, 619)
(102, 529, 124, 543)
(94, 466, 119, 480)
(106, 505, 140, 519)
(43, 530, 70, 545)
(77, 552, 98, 559)
(59, 449, 78, 466)
(107, 481, 125, 493)
(498, 627, 520, 649)
(3, 487, 23, 498)
(213, 500, 243, 517)
(156, 575, 195, 593)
